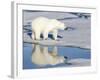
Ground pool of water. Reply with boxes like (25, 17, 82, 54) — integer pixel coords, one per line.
(23, 43, 91, 69)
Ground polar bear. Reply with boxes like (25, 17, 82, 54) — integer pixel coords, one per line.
(32, 17, 66, 40)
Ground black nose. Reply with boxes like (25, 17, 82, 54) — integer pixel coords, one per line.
(64, 56, 68, 59)
(64, 27, 68, 30)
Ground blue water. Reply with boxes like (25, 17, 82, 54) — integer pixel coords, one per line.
(23, 43, 91, 69)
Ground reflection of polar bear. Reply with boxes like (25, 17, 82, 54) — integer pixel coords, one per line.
(32, 17, 66, 40)
(31, 45, 67, 66)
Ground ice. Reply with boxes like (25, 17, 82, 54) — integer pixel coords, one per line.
(23, 11, 91, 49)
(68, 58, 91, 66)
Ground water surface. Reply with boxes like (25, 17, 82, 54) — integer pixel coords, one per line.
(23, 43, 91, 69)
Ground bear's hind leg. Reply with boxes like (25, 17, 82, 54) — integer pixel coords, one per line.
(32, 33, 35, 40)
(52, 30, 58, 40)
(43, 31, 48, 40)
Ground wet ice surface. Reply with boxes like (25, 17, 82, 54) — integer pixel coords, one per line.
(23, 43, 90, 69)
(23, 11, 91, 69)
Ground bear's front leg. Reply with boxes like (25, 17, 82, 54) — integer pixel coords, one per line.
(43, 30, 48, 40)
(52, 30, 58, 40)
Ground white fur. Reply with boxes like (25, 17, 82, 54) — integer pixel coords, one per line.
(32, 17, 65, 40)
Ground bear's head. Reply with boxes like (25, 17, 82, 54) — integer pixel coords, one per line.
(51, 19, 66, 30)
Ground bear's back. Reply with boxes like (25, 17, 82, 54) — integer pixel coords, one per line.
(32, 17, 50, 29)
